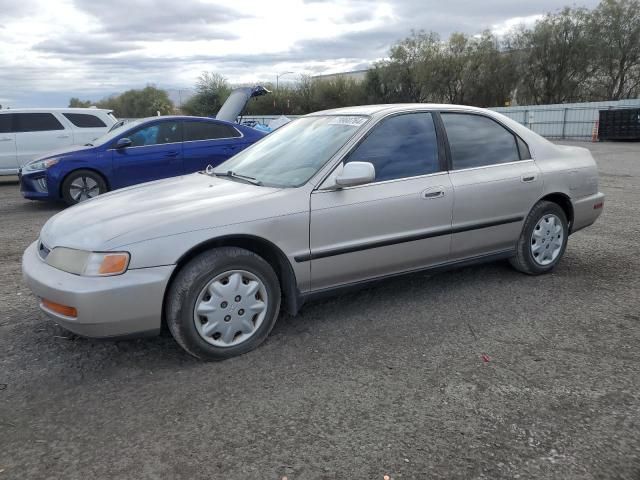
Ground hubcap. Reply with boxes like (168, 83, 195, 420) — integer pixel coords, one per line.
(193, 270, 268, 347)
(69, 176, 100, 202)
(530, 214, 564, 266)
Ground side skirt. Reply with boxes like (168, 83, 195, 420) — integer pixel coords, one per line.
(293, 248, 515, 313)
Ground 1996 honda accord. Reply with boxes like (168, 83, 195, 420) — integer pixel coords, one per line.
(23, 104, 604, 359)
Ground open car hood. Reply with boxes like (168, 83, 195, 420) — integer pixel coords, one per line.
(215, 85, 270, 123)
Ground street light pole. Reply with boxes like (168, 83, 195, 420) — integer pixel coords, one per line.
(276, 71, 293, 93)
(275, 71, 294, 114)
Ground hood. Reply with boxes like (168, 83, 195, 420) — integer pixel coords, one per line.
(215, 85, 270, 123)
(31, 144, 95, 162)
(40, 173, 282, 251)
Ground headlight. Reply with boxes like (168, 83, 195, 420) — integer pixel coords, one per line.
(45, 247, 130, 276)
(23, 158, 59, 172)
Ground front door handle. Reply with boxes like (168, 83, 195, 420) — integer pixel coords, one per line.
(165, 151, 179, 157)
(422, 187, 446, 199)
(521, 173, 538, 182)
(57, 134, 70, 139)
(0, 137, 12, 142)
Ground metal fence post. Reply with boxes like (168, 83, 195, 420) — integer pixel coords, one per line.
(561, 108, 568, 139)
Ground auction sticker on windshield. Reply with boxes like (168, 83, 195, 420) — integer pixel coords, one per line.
(328, 116, 368, 127)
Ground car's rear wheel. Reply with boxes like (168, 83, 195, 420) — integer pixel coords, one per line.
(61, 169, 107, 205)
(165, 247, 281, 360)
(510, 200, 569, 275)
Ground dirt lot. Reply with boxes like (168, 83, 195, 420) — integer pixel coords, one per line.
(0, 141, 639, 480)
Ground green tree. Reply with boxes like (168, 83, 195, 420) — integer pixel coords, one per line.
(511, 8, 594, 104)
(68, 98, 92, 108)
(96, 86, 174, 117)
(182, 72, 231, 116)
(589, 0, 640, 99)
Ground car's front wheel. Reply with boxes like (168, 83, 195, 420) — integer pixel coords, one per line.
(61, 169, 108, 205)
(510, 200, 569, 275)
(165, 247, 281, 360)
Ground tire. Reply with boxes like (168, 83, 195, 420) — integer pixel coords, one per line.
(165, 247, 281, 360)
(61, 169, 108, 205)
(509, 201, 569, 275)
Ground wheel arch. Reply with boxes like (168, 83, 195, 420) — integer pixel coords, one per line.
(59, 167, 111, 199)
(537, 192, 574, 232)
(163, 235, 301, 325)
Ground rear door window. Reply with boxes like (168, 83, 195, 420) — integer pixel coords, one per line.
(183, 121, 241, 141)
(440, 113, 522, 170)
(63, 113, 107, 128)
(14, 113, 65, 132)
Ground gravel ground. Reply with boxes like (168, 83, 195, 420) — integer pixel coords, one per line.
(0, 141, 639, 480)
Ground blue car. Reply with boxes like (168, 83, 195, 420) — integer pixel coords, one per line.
(19, 115, 266, 205)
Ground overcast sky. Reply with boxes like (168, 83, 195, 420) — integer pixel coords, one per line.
(0, 0, 600, 107)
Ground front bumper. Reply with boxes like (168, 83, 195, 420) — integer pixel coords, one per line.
(19, 170, 51, 200)
(22, 241, 175, 338)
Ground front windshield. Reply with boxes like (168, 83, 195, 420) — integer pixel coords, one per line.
(91, 119, 145, 146)
(214, 115, 369, 187)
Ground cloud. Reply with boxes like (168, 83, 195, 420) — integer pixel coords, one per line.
(33, 35, 141, 56)
(70, 0, 247, 41)
(0, 0, 602, 107)
(0, 0, 40, 17)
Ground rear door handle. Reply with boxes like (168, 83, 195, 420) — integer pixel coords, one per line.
(57, 134, 70, 139)
(0, 137, 12, 142)
(422, 187, 446, 199)
(165, 151, 179, 157)
(521, 174, 537, 182)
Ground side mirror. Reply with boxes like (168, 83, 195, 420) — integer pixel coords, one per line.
(335, 162, 375, 188)
(115, 137, 132, 149)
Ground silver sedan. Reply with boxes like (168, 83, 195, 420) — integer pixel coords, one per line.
(22, 104, 605, 359)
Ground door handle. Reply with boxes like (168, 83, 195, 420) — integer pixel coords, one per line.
(521, 174, 537, 182)
(422, 187, 445, 199)
(165, 151, 179, 157)
(0, 137, 12, 142)
(57, 134, 70, 139)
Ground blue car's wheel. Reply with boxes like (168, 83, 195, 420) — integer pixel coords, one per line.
(61, 169, 107, 206)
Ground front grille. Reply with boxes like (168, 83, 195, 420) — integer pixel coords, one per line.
(38, 240, 50, 260)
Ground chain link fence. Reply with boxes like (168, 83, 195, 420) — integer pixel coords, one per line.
(491, 99, 640, 141)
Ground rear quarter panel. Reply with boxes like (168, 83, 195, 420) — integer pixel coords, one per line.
(537, 145, 599, 200)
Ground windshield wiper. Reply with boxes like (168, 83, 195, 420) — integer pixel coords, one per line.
(211, 169, 262, 186)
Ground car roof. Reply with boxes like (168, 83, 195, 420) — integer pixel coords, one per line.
(135, 115, 222, 121)
(307, 103, 556, 156)
(0, 107, 113, 113)
(132, 115, 241, 125)
(307, 103, 492, 117)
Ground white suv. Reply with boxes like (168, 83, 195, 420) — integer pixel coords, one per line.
(0, 108, 117, 175)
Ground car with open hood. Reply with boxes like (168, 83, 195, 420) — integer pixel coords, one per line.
(19, 86, 269, 205)
(22, 104, 605, 360)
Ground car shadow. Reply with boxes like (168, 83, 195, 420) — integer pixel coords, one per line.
(22, 259, 520, 373)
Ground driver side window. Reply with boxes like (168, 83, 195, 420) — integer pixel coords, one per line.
(129, 121, 181, 147)
(345, 112, 440, 182)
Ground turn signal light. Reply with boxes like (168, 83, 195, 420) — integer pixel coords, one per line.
(593, 202, 604, 210)
(98, 254, 129, 275)
(42, 299, 78, 318)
